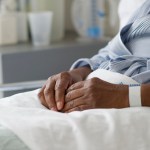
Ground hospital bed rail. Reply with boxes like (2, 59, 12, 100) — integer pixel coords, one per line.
(0, 80, 46, 92)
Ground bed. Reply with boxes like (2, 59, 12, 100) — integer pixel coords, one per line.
(0, 69, 150, 150)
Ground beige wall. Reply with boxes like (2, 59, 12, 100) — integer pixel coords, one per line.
(65, 0, 74, 31)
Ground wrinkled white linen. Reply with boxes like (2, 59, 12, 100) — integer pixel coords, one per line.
(0, 69, 150, 150)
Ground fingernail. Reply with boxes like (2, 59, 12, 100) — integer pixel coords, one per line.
(57, 102, 62, 110)
(51, 107, 57, 111)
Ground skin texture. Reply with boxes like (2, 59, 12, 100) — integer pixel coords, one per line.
(38, 67, 92, 111)
(62, 78, 129, 113)
(38, 66, 130, 113)
(141, 84, 150, 107)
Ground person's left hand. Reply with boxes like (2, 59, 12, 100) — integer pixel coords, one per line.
(62, 77, 129, 113)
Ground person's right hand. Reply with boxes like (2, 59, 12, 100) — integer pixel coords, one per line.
(38, 67, 92, 111)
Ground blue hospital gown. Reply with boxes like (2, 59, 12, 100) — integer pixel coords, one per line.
(71, 0, 150, 84)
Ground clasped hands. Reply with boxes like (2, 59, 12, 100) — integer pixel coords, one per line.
(38, 70, 129, 113)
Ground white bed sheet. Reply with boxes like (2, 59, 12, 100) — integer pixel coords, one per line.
(0, 90, 150, 150)
(0, 69, 149, 150)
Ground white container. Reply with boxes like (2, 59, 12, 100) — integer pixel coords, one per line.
(28, 11, 53, 46)
(30, 0, 65, 42)
(17, 12, 28, 42)
(0, 13, 18, 45)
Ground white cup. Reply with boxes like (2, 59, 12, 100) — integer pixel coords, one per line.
(28, 11, 53, 46)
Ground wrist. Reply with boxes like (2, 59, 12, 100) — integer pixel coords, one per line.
(69, 66, 92, 81)
(102, 83, 129, 108)
(141, 84, 150, 107)
(128, 84, 141, 107)
(116, 84, 129, 108)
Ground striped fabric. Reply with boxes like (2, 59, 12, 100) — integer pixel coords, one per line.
(71, 0, 150, 84)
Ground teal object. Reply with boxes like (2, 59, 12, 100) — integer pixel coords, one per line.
(0, 125, 30, 150)
(87, 26, 101, 38)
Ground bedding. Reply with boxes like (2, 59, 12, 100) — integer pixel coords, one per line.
(0, 69, 150, 150)
(0, 125, 29, 150)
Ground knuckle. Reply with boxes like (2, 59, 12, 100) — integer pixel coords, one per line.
(48, 76, 53, 81)
(46, 77, 54, 86)
(90, 77, 99, 84)
(87, 78, 99, 90)
(48, 75, 56, 83)
(59, 72, 70, 80)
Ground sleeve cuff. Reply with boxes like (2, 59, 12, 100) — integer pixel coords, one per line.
(70, 58, 95, 71)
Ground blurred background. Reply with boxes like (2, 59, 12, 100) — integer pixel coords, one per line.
(0, 0, 120, 97)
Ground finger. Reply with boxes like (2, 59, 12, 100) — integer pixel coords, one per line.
(65, 88, 84, 103)
(38, 84, 46, 97)
(67, 81, 84, 93)
(55, 78, 70, 110)
(38, 92, 49, 109)
(65, 105, 91, 113)
(63, 97, 85, 112)
(44, 79, 57, 111)
(38, 84, 48, 107)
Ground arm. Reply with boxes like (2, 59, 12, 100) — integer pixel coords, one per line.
(61, 82, 150, 113)
(38, 66, 150, 112)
